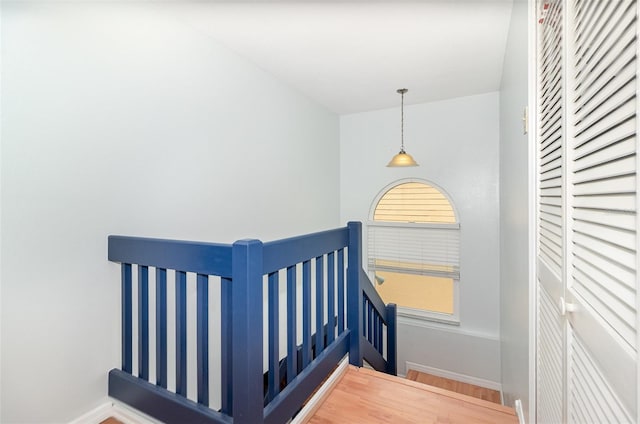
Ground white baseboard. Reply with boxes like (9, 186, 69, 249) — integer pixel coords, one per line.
(405, 361, 502, 392)
(68, 400, 159, 424)
(514, 399, 525, 424)
(290, 357, 349, 424)
(68, 403, 114, 424)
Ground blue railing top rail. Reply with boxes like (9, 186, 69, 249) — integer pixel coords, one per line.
(109, 226, 350, 278)
(262, 226, 348, 274)
(108, 235, 233, 277)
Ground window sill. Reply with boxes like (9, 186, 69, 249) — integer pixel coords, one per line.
(396, 306, 460, 326)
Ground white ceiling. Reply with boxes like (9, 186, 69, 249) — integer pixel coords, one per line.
(173, 1, 514, 114)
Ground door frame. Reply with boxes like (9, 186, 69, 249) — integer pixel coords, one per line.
(527, 1, 539, 423)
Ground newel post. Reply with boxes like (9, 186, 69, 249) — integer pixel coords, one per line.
(347, 221, 363, 366)
(386, 303, 397, 375)
(231, 239, 264, 423)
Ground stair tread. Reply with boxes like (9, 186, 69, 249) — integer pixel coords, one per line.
(405, 369, 503, 405)
(305, 366, 518, 424)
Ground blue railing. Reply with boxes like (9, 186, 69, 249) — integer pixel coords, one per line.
(107, 222, 396, 424)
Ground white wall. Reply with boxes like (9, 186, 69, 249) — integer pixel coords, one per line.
(498, 0, 531, 415)
(340, 92, 501, 382)
(0, 3, 339, 422)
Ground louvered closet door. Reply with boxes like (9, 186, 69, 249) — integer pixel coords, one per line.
(566, 0, 638, 421)
(536, 0, 566, 422)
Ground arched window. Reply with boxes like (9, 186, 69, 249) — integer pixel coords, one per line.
(368, 180, 460, 323)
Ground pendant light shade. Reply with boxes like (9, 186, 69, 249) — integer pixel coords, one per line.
(387, 149, 419, 167)
(387, 88, 419, 167)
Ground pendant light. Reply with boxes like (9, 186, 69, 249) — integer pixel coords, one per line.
(387, 88, 419, 167)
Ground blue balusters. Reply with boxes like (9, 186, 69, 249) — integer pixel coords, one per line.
(138, 265, 149, 380)
(337, 249, 345, 335)
(302, 260, 312, 367)
(156, 268, 167, 388)
(327, 252, 335, 345)
(315, 255, 324, 355)
(286, 265, 297, 384)
(122, 263, 132, 374)
(197, 274, 209, 406)
(175, 271, 187, 397)
(268, 271, 280, 402)
(220, 277, 233, 415)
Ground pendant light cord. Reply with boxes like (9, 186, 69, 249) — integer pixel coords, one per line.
(397, 88, 408, 152)
(400, 90, 404, 151)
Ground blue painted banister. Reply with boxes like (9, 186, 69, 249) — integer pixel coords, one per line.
(108, 222, 396, 424)
(386, 303, 398, 375)
(347, 221, 363, 367)
(231, 239, 264, 424)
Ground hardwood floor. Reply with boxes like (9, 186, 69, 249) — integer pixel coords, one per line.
(99, 370, 508, 424)
(99, 418, 123, 424)
(306, 366, 517, 424)
(405, 369, 502, 404)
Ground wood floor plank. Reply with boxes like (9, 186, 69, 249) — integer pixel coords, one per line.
(99, 418, 124, 424)
(306, 367, 517, 424)
(406, 369, 502, 404)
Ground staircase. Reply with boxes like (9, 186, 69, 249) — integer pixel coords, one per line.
(406, 369, 502, 404)
(304, 366, 518, 424)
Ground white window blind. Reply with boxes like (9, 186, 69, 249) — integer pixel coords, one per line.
(373, 182, 456, 224)
(368, 223, 460, 279)
(368, 181, 459, 280)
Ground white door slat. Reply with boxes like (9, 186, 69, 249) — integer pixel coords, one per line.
(540, 225, 563, 247)
(574, 49, 636, 119)
(572, 208, 636, 232)
(573, 219, 636, 250)
(541, 165, 563, 182)
(575, 3, 635, 88)
(572, 193, 636, 212)
(575, 79, 636, 138)
(573, 231, 636, 270)
(574, 95, 636, 142)
(537, 283, 564, 423)
(568, 332, 634, 423)
(541, 87, 563, 118)
(574, 118, 635, 154)
(540, 117, 563, 142)
(572, 257, 636, 310)
(540, 202, 563, 218)
(573, 271, 636, 337)
(565, 309, 637, 418)
(540, 176, 563, 190)
(573, 155, 636, 184)
(574, 137, 636, 172)
(540, 194, 563, 208)
(573, 244, 636, 293)
(541, 136, 562, 158)
(574, 0, 611, 57)
(573, 174, 635, 196)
